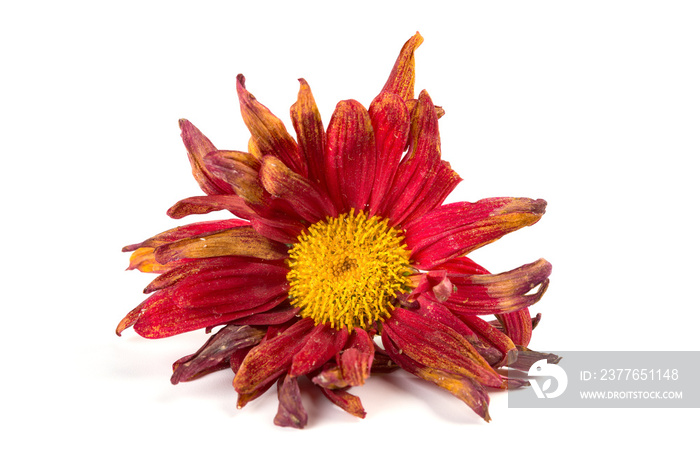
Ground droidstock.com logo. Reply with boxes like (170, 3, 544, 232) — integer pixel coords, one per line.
(528, 359, 569, 399)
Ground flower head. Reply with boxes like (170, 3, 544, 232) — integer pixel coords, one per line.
(118, 33, 554, 428)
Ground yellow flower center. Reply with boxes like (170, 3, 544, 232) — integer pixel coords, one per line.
(286, 210, 413, 331)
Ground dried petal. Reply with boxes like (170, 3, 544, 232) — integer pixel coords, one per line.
(290, 78, 325, 187)
(379, 90, 442, 225)
(381, 32, 423, 101)
(179, 119, 232, 195)
(166, 195, 255, 220)
(122, 219, 249, 252)
(367, 92, 410, 215)
(289, 324, 348, 377)
(236, 74, 305, 175)
(234, 318, 315, 396)
(383, 308, 502, 388)
(274, 375, 308, 429)
(405, 198, 547, 269)
(154, 226, 288, 263)
(324, 99, 377, 211)
(319, 387, 366, 419)
(441, 259, 552, 315)
(171, 325, 265, 384)
(259, 155, 337, 222)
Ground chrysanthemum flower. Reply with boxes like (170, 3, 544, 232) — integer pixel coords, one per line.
(118, 33, 553, 428)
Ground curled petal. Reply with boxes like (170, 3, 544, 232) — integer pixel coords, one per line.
(407, 270, 453, 302)
(204, 151, 266, 206)
(438, 258, 543, 347)
(166, 195, 255, 220)
(171, 325, 266, 384)
(120, 258, 290, 337)
(125, 247, 169, 273)
(381, 32, 423, 101)
(496, 309, 534, 347)
(314, 328, 375, 389)
(234, 318, 316, 396)
(260, 155, 337, 222)
(457, 315, 518, 367)
(236, 74, 305, 175)
(417, 368, 491, 421)
(441, 259, 552, 315)
(274, 375, 308, 429)
(339, 328, 375, 386)
(405, 198, 547, 269)
(312, 365, 346, 390)
(179, 119, 233, 195)
(290, 78, 325, 187)
(324, 99, 377, 212)
(319, 387, 366, 419)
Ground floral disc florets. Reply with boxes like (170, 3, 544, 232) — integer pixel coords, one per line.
(286, 210, 413, 331)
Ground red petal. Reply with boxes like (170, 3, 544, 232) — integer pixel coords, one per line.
(367, 92, 410, 215)
(143, 256, 285, 293)
(289, 324, 349, 377)
(405, 198, 547, 269)
(383, 308, 502, 388)
(236, 74, 305, 176)
(230, 304, 298, 326)
(400, 160, 462, 226)
(339, 328, 375, 386)
(381, 32, 423, 101)
(120, 287, 287, 338)
(290, 78, 326, 188)
(413, 297, 503, 366)
(324, 99, 377, 212)
(497, 310, 534, 347)
(378, 90, 442, 225)
(233, 318, 316, 396)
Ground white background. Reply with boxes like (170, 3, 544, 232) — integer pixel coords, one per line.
(2, 1, 698, 464)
